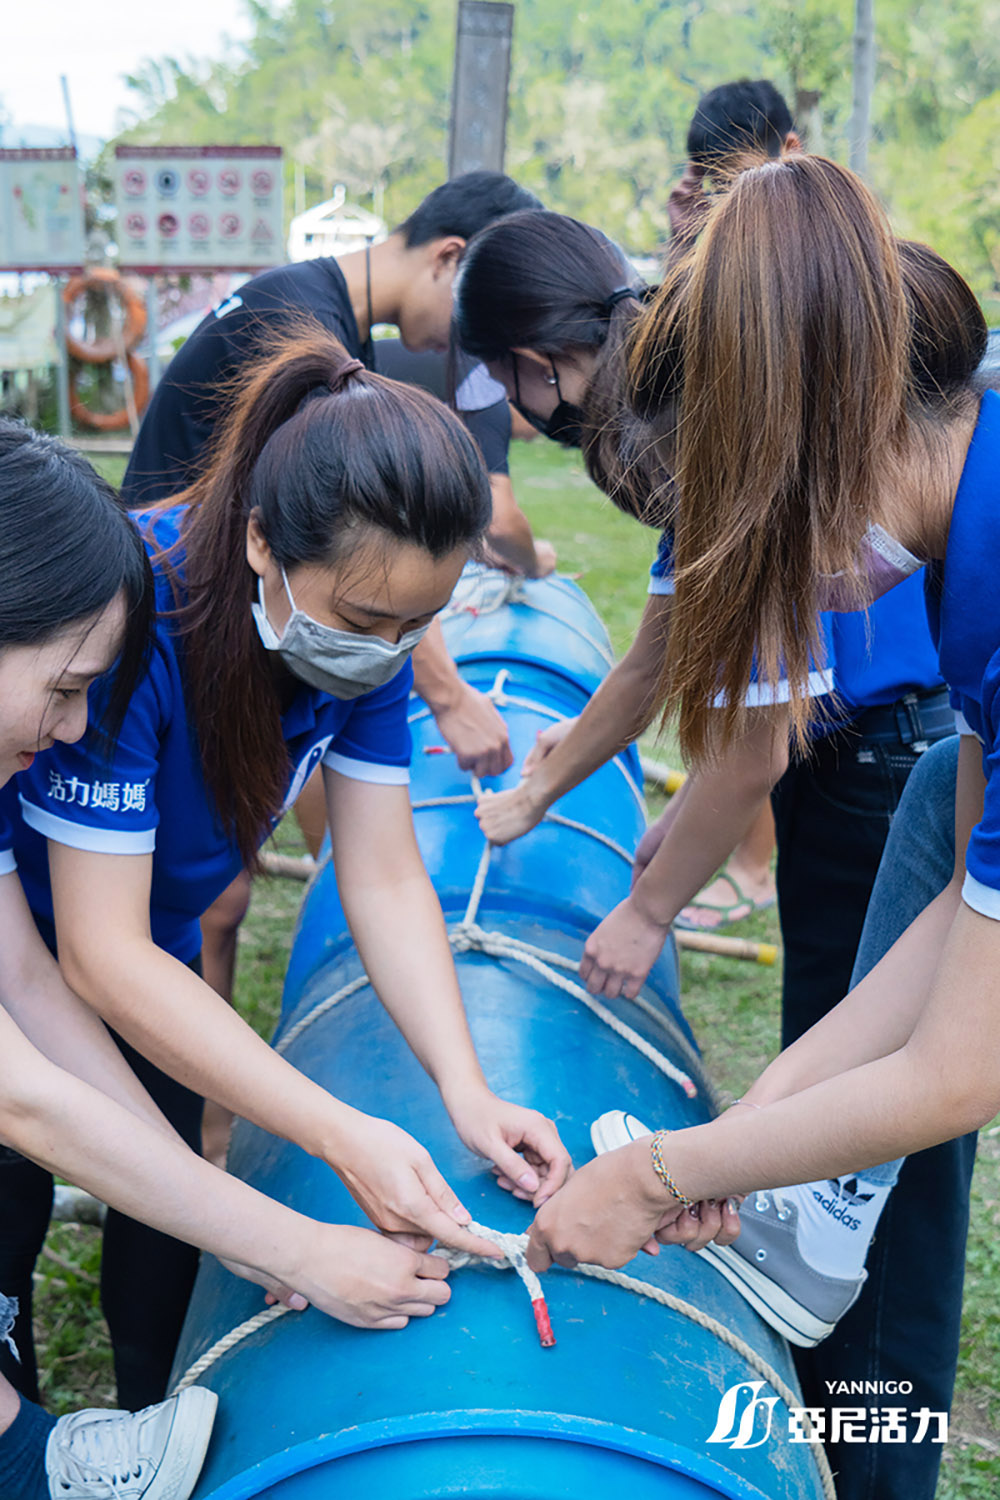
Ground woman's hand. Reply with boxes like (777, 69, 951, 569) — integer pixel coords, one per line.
(330, 1114, 504, 1260)
(432, 679, 514, 778)
(579, 894, 671, 999)
(521, 717, 575, 776)
(526, 1140, 678, 1271)
(476, 781, 547, 845)
(474, 717, 579, 845)
(276, 1223, 454, 1330)
(525, 1140, 741, 1273)
(530, 540, 558, 578)
(444, 1082, 573, 1207)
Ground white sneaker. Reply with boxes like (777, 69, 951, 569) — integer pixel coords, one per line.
(590, 1109, 653, 1156)
(46, 1386, 218, 1500)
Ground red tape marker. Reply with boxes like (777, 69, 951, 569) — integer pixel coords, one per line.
(532, 1296, 556, 1348)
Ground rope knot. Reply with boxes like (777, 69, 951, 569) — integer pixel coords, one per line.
(434, 1221, 555, 1348)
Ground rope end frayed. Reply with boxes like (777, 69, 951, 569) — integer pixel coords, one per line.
(532, 1297, 556, 1347)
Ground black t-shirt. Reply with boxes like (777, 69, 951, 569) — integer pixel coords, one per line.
(373, 339, 510, 476)
(123, 259, 363, 506)
(123, 260, 508, 504)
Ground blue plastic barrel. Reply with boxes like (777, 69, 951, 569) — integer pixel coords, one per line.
(172, 571, 826, 1500)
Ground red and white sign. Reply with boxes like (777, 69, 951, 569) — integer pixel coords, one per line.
(0, 147, 84, 272)
(113, 146, 282, 272)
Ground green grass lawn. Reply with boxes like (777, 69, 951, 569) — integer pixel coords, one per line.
(32, 438, 1000, 1494)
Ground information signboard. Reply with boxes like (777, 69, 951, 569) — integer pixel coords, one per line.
(114, 146, 283, 273)
(0, 147, 85, 272)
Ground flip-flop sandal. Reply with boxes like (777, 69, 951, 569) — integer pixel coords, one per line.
(673, 868, 776, 932)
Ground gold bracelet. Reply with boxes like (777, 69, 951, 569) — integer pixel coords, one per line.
(649, 1129, 695, 1208)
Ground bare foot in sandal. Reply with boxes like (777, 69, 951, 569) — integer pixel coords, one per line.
(676, 803, 777, 930)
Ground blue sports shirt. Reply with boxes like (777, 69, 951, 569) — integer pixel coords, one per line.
(0, 782, 16, 878)
(6, 505, 413, 961)
(925, 389, 1000, 917)
(648, 531, 942, 722)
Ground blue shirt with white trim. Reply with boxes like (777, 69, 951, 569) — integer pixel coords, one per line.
(924, 389, 1000, 917)
(9, 505, 413, 962)
(648, 532, 942, 722)
(0, 782, 17, 877)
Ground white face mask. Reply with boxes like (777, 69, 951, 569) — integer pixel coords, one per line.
(251, 568, 430, 700)
(816, 523, 923, 612)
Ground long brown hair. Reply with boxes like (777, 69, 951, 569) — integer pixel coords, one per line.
(628, 154, 915, 762)
(149, 320, 491, 865)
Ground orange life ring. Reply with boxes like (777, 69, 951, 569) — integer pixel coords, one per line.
(68, 353, 150, 431)
(64, 269, 147, 363)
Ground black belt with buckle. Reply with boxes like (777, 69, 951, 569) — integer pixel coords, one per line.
(851, 686, 954, 749)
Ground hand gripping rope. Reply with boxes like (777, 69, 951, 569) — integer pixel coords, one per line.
(169, 675, 836, 1499)
(171, 1218, 834, 1500)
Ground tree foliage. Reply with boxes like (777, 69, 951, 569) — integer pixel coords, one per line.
(112, 0, 1000, 302)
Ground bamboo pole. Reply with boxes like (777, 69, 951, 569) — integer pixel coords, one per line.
(640, 755, 687, 795)
(675, 930, 779, 966)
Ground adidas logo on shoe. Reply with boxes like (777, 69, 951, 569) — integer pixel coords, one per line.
(811, 1177, 874, 1232)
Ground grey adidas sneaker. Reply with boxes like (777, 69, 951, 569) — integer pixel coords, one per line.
(590, 1110, 866, 1348)
(697, 1191, 867, 1347)
(46, 1386, 218, 1500)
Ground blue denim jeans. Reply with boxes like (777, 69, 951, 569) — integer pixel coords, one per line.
(779, 734, 976, 1499)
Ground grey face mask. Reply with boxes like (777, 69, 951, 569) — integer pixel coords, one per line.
(816, 523, 923, 612)
(251, 568, 429, 700)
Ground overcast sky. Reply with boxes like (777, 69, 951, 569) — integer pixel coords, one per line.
(2, 1, 259, 147)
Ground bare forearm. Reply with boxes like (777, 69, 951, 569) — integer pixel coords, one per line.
(1, 970, 178, 1137)
(411, 619, 462, 715)
(0, 877, 178, 1135)
(746, 881, 963, 1105)
(632, 722, 786, 927)
(633, 778, 771, 926)
(60, 935, 363, 1162)
(485, 503, 539, 577)
(671, 899, 1000, 1199)
(664, 1050, 936, 1201)
(528, 660, 659, 812)
(2, 1028, 314, 1284)
(341, 873, 485, 1102)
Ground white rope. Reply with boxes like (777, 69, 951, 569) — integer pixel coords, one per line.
(169, 1223, 835, 1500)
(182, 650, 834, 1496)
(409, 792, 638, 869)
(275, 973, 370, 1058)
(173, 1303, 289, 1392)
(409, 688, 645, 815)
(435, 1218, 545, 1304)
(454, 925, 699, 1100)
(272, 835, 700, 1100)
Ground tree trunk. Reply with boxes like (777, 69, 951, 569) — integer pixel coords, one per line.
(848, 0, 876, 175)
(795, 89, 824, 153)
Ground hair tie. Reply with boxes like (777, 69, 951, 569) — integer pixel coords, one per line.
(605, 285, 639, 314)
(330, 357, 365, 393)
